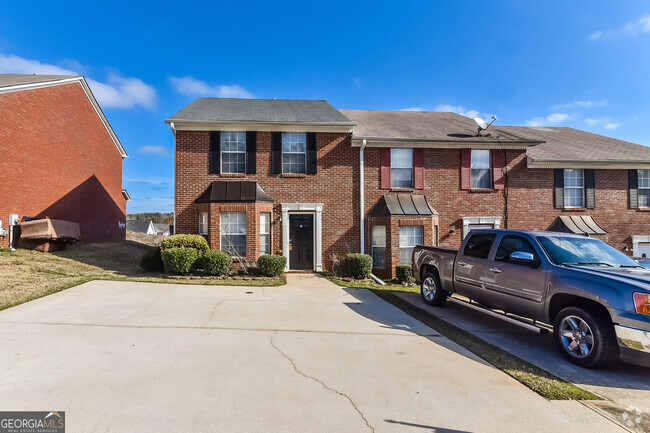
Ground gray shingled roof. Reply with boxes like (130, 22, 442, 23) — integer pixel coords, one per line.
(339, 109, 540, 144)
(500, 126, 650, 166)
(0, 74, 80, 89)
(166, 98, 356, 126)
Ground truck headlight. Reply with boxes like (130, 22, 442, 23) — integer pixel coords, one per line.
(634, 292, 650, 315)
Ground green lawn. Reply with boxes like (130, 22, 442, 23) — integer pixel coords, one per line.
(0, 242, 285, 311)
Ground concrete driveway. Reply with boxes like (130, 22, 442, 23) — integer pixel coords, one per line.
(0, 275, 628, 433)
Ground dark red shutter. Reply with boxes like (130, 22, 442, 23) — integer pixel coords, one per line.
(413, 148, 424, 189)
(460, 149, 471, 190)
(380, 148, 391, 189)
(492, 149, 505, 190)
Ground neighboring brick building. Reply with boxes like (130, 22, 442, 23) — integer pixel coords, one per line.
(169, 98, 650, 277)
(0, 74, 129, 247)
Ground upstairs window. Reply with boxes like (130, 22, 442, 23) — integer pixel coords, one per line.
(221, 212, 246, 257)
(282, 133, 306, 174)
(470, 150, 492, 189)
(563, 169, 584, 208)
(221, 132, 246, 174)
(391, 148, 413, 188)
(639, 170, 650, 208)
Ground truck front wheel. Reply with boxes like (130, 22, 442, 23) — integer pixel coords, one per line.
(420, 272, 448, 306)
(552, 306, 618, 368)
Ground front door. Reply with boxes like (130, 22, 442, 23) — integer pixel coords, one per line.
(289, 214, 314, 270)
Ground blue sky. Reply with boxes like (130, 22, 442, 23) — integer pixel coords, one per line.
(1, 1, 649, 213)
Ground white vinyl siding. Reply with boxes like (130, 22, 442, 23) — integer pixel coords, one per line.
(391, 148, 413, 188)
(282, 133, 306, 174)
(371, 225, 386, 269)
(198, 212, 208, 235)
(639, 170, 650, 208)
(221, 132, 246, 174)
(471, 150, 492, 189)
(260, 212, 271, 256)
(221, 212, 246, 257)
(564, 169, 585, 208)
(399, 225, 423, 265)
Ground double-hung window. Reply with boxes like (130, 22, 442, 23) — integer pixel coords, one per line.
(399, 225, 423, 264)
(391, 148, 413, 188)
(260, 212, 271, 256)
(221, 212, 246, 257)
(221, 132, 246, 174)
(638, 170, 650, 208)
(471, 150, 492, 189)
(198, 212, 208, 235)
(371, 226, 386, 268)
(282, 133, 306, 174)
(563, 169, 584, 208)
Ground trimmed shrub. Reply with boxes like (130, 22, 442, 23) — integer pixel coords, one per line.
(203, 250, 232, 276)
(161, 247, 198, 275)
(160, 234, 210, 256)
(344, 253, 373, 279)
(396, 265, 415, 285)
(140, 247, 164, 272)
(257, 255, 287, 277)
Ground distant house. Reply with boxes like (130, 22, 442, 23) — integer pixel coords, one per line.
(0, 74, 129, 247)
(153, 223, 171, 237)
(126, 220, 156, 235)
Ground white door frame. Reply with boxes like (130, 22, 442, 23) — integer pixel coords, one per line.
(281, 203, 323, 271)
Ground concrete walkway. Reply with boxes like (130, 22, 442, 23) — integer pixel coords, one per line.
(0, 275, 628, 432)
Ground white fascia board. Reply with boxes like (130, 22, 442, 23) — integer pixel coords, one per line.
(169, 121, 354, 134)
(527, 156, 650, 169)
(352, 138, 535, 149)
(0, 77, 128, 159)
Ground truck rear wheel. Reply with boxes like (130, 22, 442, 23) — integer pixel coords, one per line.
(552, 306, 618, 368)
(420, 272, 448, 306)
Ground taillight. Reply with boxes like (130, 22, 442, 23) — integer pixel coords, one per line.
(634, 292, 650, 315)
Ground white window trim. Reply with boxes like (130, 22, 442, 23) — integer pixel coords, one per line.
(638, 169, 650, 209)
(198, 212, 208, 235)
(563, 169, 585, 209)
(399, 225, 424, 265)
(462, 216, 502, 238)
(220, 212, 247, 257)
(390, 148, 414, 188)
(470, 149, 492, 190)
(282, 133, 307, 174)
(281, 203, 323, 271)
(221, 132, 246, 174)
(260, 212, 271, 256)
(371, 225, 386, 269)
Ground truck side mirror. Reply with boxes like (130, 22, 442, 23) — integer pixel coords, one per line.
(510, 251, 539, 267)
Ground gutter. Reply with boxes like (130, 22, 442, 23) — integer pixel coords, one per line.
(360, 139, 366, 254)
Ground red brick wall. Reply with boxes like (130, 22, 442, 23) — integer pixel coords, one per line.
(175, 130, 359, 270)
(0, 82, 126, 246)
(507, 154, 649, 252)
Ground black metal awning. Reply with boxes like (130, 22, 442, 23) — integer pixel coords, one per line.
(197, 181, 273, 203)
(548, 215, 606, 236)
(368, 194, 438, 217)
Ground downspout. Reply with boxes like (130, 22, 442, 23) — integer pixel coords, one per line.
(360, 139, 366, 254)
(169, 122, 177, 235)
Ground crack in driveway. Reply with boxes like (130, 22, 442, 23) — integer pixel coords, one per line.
(270, 331, 375, 433)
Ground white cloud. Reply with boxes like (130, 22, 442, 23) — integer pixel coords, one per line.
(400, 107, 425, 112)
(552, 100, 607, 109)
(584, 117, 621, 129)
(138, 145, 168, 156)
(0, 53, 157, 109)
(169, 76, 253, 98)
(526, 113, 570, 127)
(590, 14, 650, 40)
(434, 104, 480, 118)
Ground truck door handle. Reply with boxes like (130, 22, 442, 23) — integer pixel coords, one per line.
(489, 267, 502, 273)
(457, 261, 467, 267)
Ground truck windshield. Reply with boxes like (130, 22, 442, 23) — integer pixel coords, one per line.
(536, 235, 641, 267)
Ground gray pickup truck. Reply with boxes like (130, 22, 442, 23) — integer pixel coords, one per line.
(412, 229, 650, 368)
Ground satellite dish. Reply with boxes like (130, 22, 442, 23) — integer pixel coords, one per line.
(474, 115, 497, 137)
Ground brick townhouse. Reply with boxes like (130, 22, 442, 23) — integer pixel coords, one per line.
(167, 98, 650, 277)
(0, 74, 129, 247)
